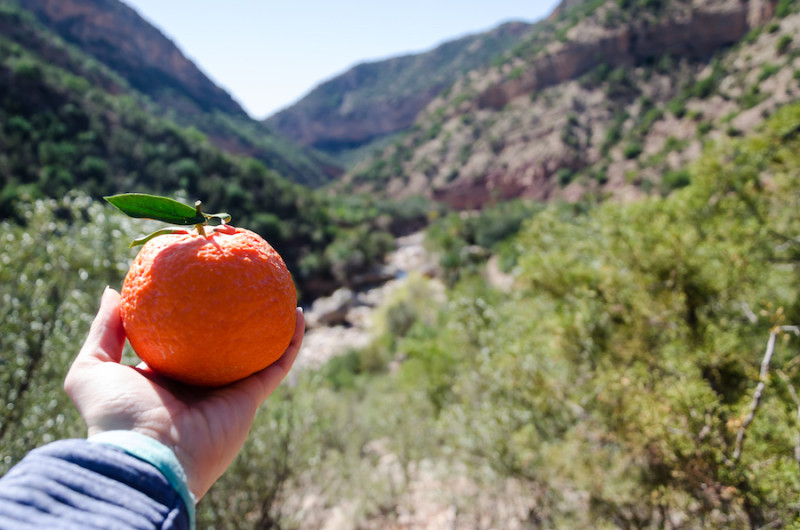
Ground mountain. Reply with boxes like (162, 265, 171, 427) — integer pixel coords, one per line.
(0, 0, 430, 300)
(342, 0, 798, 208)
(24, 0, 243, 116)
(21, 0, 341, 187)
(264, 21, 533, 164)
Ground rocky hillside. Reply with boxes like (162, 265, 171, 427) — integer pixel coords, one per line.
(24, 0, 243, 116)
(343, 0, 800, 208)
(264, 21, 533, 163)
(20, 0, 340, 186)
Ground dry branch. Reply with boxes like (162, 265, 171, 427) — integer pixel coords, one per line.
(732, 325, 800, 462)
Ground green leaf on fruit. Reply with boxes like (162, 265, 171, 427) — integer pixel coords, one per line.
(105, 193, 234, 246)
(205, 212, 232, 225)
(104, 193, 205, 225)
(129, 228, 188, 248)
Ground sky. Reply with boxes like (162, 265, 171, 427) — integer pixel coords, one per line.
(120, 0, 561, 120)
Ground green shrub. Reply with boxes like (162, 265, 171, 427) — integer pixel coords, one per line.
(758, 63, 781, 82)
(0, 193, 145, 473)
(661, 168, 691, 190)
(776, 0, 795, 17)
(741, 85, 766, 109)
(623, 141, 644, 159)
(697, 121, 713, 136)
(667, 97, 687, 118)
(556, 167, 576, 186)
(776, 34, 793, 55)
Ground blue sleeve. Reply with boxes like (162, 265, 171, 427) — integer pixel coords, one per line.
(0, 438, 192, 530)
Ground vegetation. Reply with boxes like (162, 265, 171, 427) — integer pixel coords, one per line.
(424, 199, 544, 285)
(0, 0, 431, 302)
(0, 194, 136, 472)
(5, 0, 800, 526)
(0, 0, 336, 188)
(208, 101, 800, 527)
(7, 100, 800, 527)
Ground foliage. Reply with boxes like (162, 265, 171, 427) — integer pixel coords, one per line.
(0, 2, 434, 301)
(623, 140, 644, 159)
(0, 0, 335, 187)
(777, 34, 794, 55)
(424, 199, 543, 285)
(4, 0, 800, 526)
(0, 193, 144, 473)
(775, 0, 799, 18)
(661, 168, 691, 191)
(198, 101, 800, 526)
(394, 102, 800, 525)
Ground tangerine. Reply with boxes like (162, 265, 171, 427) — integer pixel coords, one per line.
(119, 226, 297, 387)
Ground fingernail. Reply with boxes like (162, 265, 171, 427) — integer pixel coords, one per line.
(298, 306, 304, 314)
(101, 286, 116, 304)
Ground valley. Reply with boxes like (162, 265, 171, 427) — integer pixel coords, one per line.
(297, 231, 436, 373)
(2, 0, 800, 526)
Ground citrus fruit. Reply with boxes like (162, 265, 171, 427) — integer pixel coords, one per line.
(119, 225, 297, 387)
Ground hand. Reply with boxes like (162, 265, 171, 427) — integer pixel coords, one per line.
(64, 287, 305, 500)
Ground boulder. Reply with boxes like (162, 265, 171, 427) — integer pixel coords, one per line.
(306, 288, 356, 328)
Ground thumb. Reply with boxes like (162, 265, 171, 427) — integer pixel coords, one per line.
(76, 287, 126, 365)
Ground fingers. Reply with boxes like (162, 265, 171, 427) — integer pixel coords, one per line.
(231, 308, 305, 404)
(75, 287, 127, 365)
(272, 308, 305, 374)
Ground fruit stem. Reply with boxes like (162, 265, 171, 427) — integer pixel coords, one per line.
(194, 200, 206, 237)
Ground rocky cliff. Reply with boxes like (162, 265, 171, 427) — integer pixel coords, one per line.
(344, 0, 794, 209)
(477, 0, 770, 111)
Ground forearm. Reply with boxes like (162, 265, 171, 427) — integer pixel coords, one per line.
(0, 436, 194, 529)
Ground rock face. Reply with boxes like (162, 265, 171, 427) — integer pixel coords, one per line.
(24, 0, 245, 116)
(265, 22, 532, 156)
(344, 0, 793, 210)
(477, 0, 768, 111)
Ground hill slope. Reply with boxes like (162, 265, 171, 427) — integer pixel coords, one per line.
(264, 21, 533, 163)
(25, 0, 243, 116)
(0, 0, 430, 300)
(22, 0, 341, 187)
(343, 0, 799, 207)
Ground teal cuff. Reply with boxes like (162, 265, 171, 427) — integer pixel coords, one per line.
(89, 430, 196, 529)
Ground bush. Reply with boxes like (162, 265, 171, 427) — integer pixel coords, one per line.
(661, 168, 691, 191)
(667, 97, 687, 118)
(623, 141, 644, 159)
(0, 193, 145, 473)
(776, 0, 795, 17)
(776, 34, 793, 55)
(556, 167, 575, 186)
(697, 121, 713, 136)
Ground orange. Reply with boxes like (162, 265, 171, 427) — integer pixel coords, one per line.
(119, 226, 297, 387)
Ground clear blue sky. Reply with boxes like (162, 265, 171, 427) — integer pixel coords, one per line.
(120, 0, 560, 119)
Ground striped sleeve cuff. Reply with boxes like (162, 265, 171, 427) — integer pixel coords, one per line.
(89, 430, 196, 529)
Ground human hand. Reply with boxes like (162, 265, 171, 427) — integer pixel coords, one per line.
(64, 287, 305, 500)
